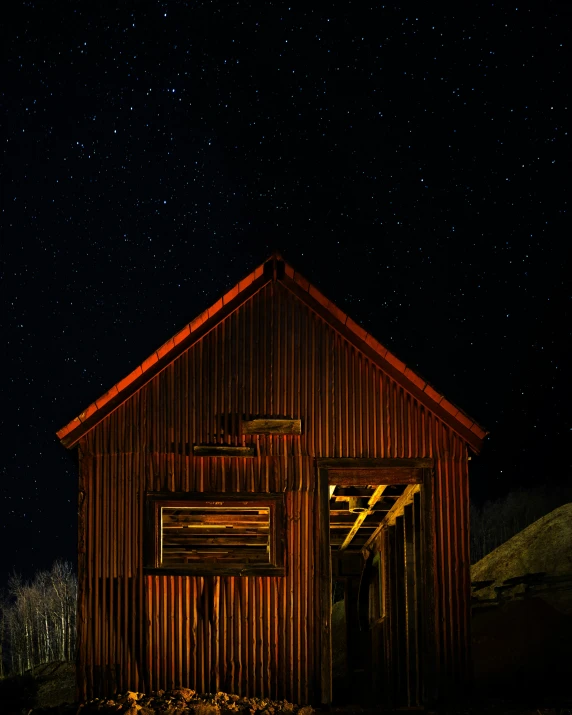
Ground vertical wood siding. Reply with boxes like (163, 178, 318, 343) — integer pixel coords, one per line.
(78, 280, 471, 703)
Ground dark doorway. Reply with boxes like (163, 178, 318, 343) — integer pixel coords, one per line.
(319, 461, 431, 708)
(331, 551, 378, 705)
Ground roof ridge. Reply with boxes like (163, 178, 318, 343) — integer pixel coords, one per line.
(57, 253, 487, 449)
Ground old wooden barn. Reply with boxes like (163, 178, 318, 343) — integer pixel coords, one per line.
(57, 254, 486, 708)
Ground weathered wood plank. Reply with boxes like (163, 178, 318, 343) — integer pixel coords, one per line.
(163, 525, 270, 532)
(192, 445, 256, 457)
(148, 491, 280, 504)
(328, 469, 423, 485)
(241, 418, 302, 435)
(163, 514, 269, 525)
(164, 537, 269, 546)
(317, 458, 434, 469)
(332, 487, 384, 497)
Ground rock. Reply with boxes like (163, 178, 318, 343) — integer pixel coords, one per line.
(189, 703, 220, 715)
(77, 687, 317, 715)
(171, 687, 196, 702)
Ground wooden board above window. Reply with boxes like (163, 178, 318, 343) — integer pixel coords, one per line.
(192, 445, 256, 457)
(241, 418, 302, 435)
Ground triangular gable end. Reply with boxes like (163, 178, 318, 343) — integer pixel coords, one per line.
(56, 254, 488, 452)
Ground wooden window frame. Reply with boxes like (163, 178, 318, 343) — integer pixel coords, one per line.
(144, 492, 286, 576)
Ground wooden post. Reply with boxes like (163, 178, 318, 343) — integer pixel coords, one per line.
(318, 468, 332, 705)
(421, 469, 438, 705)
(413, 490, 423, 706)
(404, 502, 418, 706)
(394, 515, 407, 705)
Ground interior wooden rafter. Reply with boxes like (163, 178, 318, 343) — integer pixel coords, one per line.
(329, 483, 413, 552)
(338, 485, 387, 551)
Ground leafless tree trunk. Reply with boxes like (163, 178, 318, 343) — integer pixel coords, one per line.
(470, 484, 572, 564)
(3, 561, 77, 674)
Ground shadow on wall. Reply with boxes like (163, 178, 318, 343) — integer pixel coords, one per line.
(331, 599, 348, 701)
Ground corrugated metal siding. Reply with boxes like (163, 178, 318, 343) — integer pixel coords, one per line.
(90, 282, 446, 461)
(78, 279, 471, 703)
(433, 430, 472, 695)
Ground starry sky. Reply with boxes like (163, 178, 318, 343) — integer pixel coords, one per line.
(2, 1, 570, 587)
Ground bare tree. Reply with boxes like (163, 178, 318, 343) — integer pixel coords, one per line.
(0, 589, 9, 678)
(470, 483, 572, 564)
(2, 561, 77, 675)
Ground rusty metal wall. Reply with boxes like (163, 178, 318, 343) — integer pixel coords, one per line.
(78, 279, 471, 703)
(432, 430, 472, 697)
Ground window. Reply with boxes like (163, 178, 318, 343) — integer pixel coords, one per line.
(145, 493, 285, 575)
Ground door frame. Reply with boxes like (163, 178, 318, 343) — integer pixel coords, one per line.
(317, 458, 435, 706)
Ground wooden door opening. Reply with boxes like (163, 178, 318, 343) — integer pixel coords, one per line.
(318, 460, 434, 709)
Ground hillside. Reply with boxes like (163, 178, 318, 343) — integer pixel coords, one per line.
(471, 502, 572, 583)
(470, 503, 572, 697)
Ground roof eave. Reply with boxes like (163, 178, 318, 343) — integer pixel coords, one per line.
(279, 262, 487, 453)
(57, 253, 487, 453)
(57, 260, 273, 448)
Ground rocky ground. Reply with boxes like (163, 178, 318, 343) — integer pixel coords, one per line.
(0, 672, 318, 715)
(74, 687, 314, 715)
(0, 667, 570, 715)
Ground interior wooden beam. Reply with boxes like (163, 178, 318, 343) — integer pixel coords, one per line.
(193, 445, 256, 457)
(242, 418, 302, 435)
(339, 485, 387, 552)
(361, 484, 421, 552)
(382, 484, 421, 527)
(331, 519, 380, 526)
(328, 469, 423, 486)
(164, 537, 268, 546)
(163, 514, 269, 524)
(330, 496, 401, 511)
(317, 458, 434, 469)
(333, 487, 391, 497)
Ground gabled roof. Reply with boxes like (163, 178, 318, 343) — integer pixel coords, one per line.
(57, 253, 488, 451)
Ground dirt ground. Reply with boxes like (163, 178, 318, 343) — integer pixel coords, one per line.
(0, 664, 571, 715)
(0, 661, 76, 713)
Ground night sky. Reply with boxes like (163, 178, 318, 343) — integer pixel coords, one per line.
(3, 2, 570, 588)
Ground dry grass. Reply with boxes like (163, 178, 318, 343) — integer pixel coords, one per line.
(471, 504, 572, 587)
